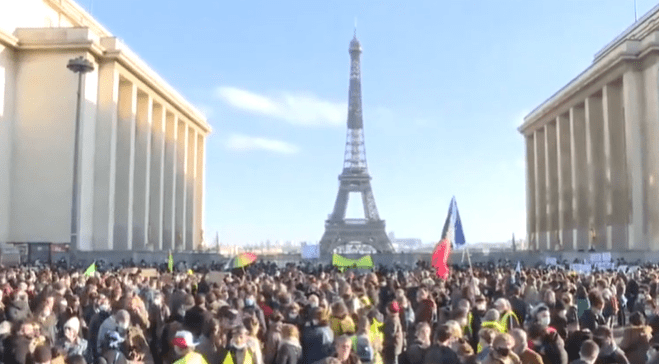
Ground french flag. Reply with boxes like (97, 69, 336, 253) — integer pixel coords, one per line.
(432, 197, 466, 279)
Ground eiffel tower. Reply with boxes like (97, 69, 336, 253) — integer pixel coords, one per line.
(319, 34, 395, 257)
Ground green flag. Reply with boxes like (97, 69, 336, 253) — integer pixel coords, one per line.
(168, 251, 173, 272)
(84, 262, 96, 277)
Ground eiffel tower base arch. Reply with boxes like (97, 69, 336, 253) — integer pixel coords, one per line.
(319, 220, 394, 257)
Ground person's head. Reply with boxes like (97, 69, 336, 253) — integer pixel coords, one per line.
(335, 335, 353, 362)
(416, 288, 428, 302)
(19, 320, 36, 339)
(232, 326, 249, 346)
(535, 306, 551, 328)
(387, 301, 400, 316)
(435, 324, 453, 346)
(455, 338, 474, 359)
(171, 330, 197, 357)
(479, 328, 497, 349)
(588, 291, 604, 311)
(579, 340, 600, 363)
(492, 333, 515, 360)
(31, 344, 52, 364)
(475, 295, 487, 311)
(484, 309, 500, 322)
(65, 355, 86, 364)
(63, 317, 80, 343)
(243, 315, 259, 337)
(494, 298, 509, 313)
(281, 324, 299, 343)
(114, 309, 130, 331)
(630, 311, 645, 326)
(511, 329, 529, 356)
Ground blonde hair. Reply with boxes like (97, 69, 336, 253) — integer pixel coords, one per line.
(281, 324, 299, 343)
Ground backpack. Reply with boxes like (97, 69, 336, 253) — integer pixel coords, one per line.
(353, 335, 373, 363)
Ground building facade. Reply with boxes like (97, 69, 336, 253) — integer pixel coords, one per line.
(0, 0, 210, 251)
(519, 4, 659, 251)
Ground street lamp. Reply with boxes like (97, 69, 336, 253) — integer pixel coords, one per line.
(67, 56, 94, 252)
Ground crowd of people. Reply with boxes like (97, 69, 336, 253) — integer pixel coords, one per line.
(0, 260, 658, 364)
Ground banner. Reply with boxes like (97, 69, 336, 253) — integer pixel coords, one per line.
(545, 257, 558, 266)
(332, 254, 374, 269)
(570, 263, 592, 274)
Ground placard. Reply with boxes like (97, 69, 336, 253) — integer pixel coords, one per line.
(594, 262, 615, 271)
(570, 263, 592, 274)
(617, 265, 628, 273)
(545, 257, 558, 266)
(140, 268, 158, 278)
(590, 253, 602, 263)
(601, 252, 612, 262)
(206, 271, 228, 285)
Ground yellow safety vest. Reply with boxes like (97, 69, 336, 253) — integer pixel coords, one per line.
(499, 311, 519, 333)
(174, 351, 210, 364)
(477, 321, 505, 353)
(463, 312, 473, 336)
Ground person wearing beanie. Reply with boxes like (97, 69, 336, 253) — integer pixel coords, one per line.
(384, 301, 403, 364)
(56, 316, 92, 364)
(172, 330, 208, 364)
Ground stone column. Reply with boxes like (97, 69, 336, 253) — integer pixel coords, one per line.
(175, 119, 188, 251)
(113, 79, 136, 250)
(585, 94, 606, 250)
(526, 134, 536, 249)
(163, 112, 177, 250)
(185, 129, 197, 251)
(92, 63, 119, 250)
(622, 69, 646, 250)
(195, 133, 205, 251)
(545, 122, 558, 250)
(556, 113, 574, 250)
(132, 92, 152, 251)
(535, 129, 547, 250)
(570, 104, 589, 250)
(148, 102, 166, 251)
(604, 81, 629, 249)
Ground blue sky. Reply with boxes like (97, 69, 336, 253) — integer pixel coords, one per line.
(86, 0, 655, 246)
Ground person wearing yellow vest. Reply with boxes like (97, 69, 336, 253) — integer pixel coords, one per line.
(478, 309, 505, 353)
(172, 330, 212, 364)
(494, 298, 520, 333)
(227, 326, 257, 364)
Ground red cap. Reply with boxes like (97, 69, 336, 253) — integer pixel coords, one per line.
(389, 301, 400, 313)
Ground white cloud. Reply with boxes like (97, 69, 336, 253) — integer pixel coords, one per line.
(216, 86, 346, 127)
(225, 133, 299, 154)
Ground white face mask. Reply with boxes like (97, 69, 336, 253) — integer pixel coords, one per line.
(539, 316, 551, 327)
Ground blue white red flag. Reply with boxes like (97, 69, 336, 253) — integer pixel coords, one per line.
(439, 196, 466, 249)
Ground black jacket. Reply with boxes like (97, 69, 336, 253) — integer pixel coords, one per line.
(422, 344, 460, 364)
(301, 324, 334, 364)
(274, 341, 302, 364)
(580, 309, 606, 333)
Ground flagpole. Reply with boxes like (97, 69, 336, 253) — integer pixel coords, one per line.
(466, 246, 473, 274)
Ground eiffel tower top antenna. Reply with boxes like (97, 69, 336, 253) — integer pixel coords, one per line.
(354, 18, 357, 36)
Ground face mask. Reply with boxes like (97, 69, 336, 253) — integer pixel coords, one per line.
(539, 316, 551, 327)
(496, 347, 510, 357)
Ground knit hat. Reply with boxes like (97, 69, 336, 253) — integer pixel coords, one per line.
(63, 317, 80, 333)
(172, 330, 198, 349)
(389, 301, 400, 313)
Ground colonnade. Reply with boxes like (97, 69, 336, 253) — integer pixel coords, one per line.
(525, 73, 639, 251)
(92, 63, 206, 251)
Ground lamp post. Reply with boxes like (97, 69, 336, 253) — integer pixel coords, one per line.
(67, 56, 94, 252)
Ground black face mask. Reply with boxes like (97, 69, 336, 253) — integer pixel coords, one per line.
(496, 348, 510, 356)
(496, 347, 510, 357)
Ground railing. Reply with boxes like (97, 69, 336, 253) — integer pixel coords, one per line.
(344, 219, 367, 224)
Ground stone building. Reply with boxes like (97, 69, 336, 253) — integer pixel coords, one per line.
(0, 0, 211, 251)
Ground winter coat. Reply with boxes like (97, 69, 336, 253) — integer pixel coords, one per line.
(400, 340, 429, 364)
(619, 325, 652, 364)
(422, 344, 460, 364)
(2, 335, 31, 364)
(274, 340, 302, 364)
(264, 321, 283, 364)
(536, 331, 568, 364)
(579, 309, 606, 333)
(415, 299, 436, 325)
(301, 324, 334, 364)
(56, 337, 93, 364)
(517, 348, 544, 364)
(596, 345, 630, 364)
(383, 314, 403, 364)
(6, 301, 31, 323)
